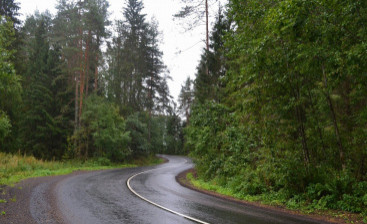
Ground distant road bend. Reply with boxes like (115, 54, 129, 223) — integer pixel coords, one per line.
(27, 155, 329, 224)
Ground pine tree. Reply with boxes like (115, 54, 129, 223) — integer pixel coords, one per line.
(54, 0, 110, 148)
(174, 0, 221, 76)
(54, 0, 82, 133)
(174, 0, 215, 53)
(83, 0, 110, 93)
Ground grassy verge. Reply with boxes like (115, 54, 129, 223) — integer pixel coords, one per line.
(186, 172, 366, 224)
(0, 152, 164, 186)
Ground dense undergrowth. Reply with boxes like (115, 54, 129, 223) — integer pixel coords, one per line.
(0, 152, 163, 186)
(184, 0, 367, 222)
(187, 103, 367, 222)
(187, 172, 367, 223)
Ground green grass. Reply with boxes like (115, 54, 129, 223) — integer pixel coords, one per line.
(0, 152, 164, 186)
(186, 172, 366, 224)
(187, 173, 254, 201)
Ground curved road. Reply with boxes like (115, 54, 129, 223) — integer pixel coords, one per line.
(30, 155, 328, 224)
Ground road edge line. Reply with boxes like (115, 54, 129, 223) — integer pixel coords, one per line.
(126, 167, 210, 224)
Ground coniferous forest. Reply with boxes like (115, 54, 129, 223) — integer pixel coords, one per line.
(0, 0, 183, 163)
(2, 0, 367, 219)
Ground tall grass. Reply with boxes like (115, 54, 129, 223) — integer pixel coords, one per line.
(0, 152, 163, 186)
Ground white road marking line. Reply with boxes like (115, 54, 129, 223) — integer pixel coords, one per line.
(126, 166, 210, 224)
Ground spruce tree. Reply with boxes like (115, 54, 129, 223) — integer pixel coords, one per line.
(105, 0, 172, 154)
(178, 77, 194, 123)
(194, 8, 228, 103)
(0, 0, 20, 26)
(20, 13, 65, 159)
(107, 0, 171, 115)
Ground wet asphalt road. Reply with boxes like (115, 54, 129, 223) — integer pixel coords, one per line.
(36, 155, 327, 224)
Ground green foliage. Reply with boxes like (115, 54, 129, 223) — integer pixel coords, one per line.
(0, 0, 20, 26)
(76, 95, 131, 162)
(185, 0, 367, 218)
(102, 0, 182, 156)
(105, 0, 171, 115)
(194, 8, 228, 104)
(0, 0, 184, 163)
(125, 112, 150, 155)
(178, 77, 194, 122)
(0, 16, 21, 152)
(164, 113, 184, 154)
(124, 111, 183, 156)
(20, 13, 67, 159)
(0, 112, 11, 144)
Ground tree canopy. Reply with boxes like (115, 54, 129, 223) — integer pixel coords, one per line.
(183, 0, 367, 216)
(0, 0, 183, 161)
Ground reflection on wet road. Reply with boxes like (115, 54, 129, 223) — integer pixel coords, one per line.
(128, 155, 326, 224)
(55, 155, 328, 224)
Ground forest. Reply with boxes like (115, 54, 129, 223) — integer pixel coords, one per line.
(0, 0, 184, 164)
(2, 0, 367, 219)
(179, 0, 367, 219)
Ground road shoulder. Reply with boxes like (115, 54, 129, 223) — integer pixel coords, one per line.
(0, 170, 95, 224)
(176, 168, 356, 224)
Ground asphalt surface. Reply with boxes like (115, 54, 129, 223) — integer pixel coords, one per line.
(27, 155, 329, 224)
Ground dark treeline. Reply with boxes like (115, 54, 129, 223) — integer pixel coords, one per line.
(183, 0, 367, 215)
(0, 0, 184, 163)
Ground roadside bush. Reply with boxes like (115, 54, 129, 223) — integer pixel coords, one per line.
(125, 112, 150, 155)
(95, 157, 111, 166)
(0, 112, 11, 144)
(76, 95, 131, 162)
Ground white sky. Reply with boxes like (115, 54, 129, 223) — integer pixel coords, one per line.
(18, 0, 226, 103)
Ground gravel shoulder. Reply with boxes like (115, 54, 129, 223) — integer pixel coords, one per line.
(0, 170, 95, 224)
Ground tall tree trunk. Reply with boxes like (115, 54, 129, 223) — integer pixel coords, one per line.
(74, 74, 79, 131)
(94, 35, 100, 91)
(322, 64, 345, 170)
(85, 30, 91, 97)
(78, 2, 84, 128)
(288, 59, 310, 164)
(185, 107, 190, 124)
(73, 38, 79, 138)
(295, 100, 310, 164)
(148, 76, 152, 144)
(294, 88, 310, 164)
(116, 39, 121, 105)
(307, 88, 327, 158)
(205, 0, 209, 76)
(78, 26, 84, 125)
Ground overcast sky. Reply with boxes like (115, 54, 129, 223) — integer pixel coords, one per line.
(17, 0, 226, 103)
